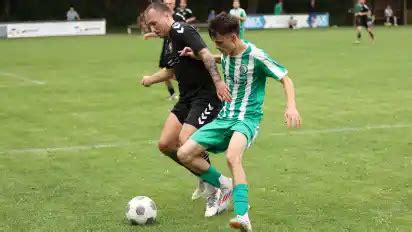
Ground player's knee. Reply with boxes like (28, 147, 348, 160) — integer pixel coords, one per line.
(178, 135, 189, 147)
(177, 147, 192, 165)
(157, 140, 175, 155)
(226, 153, 242, 168)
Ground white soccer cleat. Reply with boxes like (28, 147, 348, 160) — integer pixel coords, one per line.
(229, 213, 252, 232)
(192, 179, 207, 200)
(204, 186, 220, 217)
(217, 177, 233, 214)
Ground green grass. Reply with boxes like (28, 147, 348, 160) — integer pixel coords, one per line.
(0, 27, 411, 231)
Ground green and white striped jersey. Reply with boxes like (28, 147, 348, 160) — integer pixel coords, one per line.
(229, 8, 247, 30)
(219, 42, 288, 121)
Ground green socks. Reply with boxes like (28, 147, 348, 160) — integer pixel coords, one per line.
(200, 165, 222, 188)
(233, 184, 249, 216)
(200, 167, 249, 216)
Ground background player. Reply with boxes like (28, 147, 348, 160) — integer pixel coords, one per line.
(176, 0, 196, 24)
(354, 0, 375, 44)
(142, 2, 231, 217)
(229, 0, 247, 40)
(177, 13, 301, 231)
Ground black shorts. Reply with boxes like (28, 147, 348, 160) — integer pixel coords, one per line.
(171, 97, 222, 129)
(356, 16, 369, 28)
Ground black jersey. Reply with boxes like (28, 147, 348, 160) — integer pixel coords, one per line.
(176, 7, 193, 20)
(159, 12, 186, 68)
(173, 11, 186, 22)
(165, 21, 216, 100)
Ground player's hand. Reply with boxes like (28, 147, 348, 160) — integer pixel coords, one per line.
(141, 76, 152, 87)
(284, 107, 301, 128)
(143, 32, 156, 40)
(178, 47, 195, 57)
(215, 80, 231, 102)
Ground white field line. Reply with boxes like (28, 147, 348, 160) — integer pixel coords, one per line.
(270, 124, 412, 136)
(0, 124, 411, 155)
(0, 70, 45, 85)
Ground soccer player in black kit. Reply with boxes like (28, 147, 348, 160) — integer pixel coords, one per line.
(141, 2, 231, 217)
(354, 0, 375, 44)
(144, 0, 185, 100)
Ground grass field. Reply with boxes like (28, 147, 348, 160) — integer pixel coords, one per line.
(1, 27, 411, 231)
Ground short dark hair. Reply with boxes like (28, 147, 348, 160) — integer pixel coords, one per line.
(208, 13, 240, 39)
(144, 2, 172, 15)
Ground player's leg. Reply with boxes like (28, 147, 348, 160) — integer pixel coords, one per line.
(158, 112, 200, 176)
(177, 120, 234, 214)
(226, 132, 252, 232)
(178, 138, 233, 197)
(367, 25, 375, 41)
(179, 124, 209, 199)
(355, 25, 362, 43)
(158, 113, 183, 165)
(183, 99, 222, 201)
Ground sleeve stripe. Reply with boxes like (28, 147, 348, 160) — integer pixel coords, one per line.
(252, 47, 288, 79)
(262, 58, 288, 79)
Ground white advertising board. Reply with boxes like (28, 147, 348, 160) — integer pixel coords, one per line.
(4, 20, 106, 38)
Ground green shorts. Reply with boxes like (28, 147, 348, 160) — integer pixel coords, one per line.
(191, 117, 260, 154)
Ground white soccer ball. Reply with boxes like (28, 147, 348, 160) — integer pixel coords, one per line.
(125, 196, 157, 225)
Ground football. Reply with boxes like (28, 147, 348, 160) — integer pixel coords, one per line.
(125, 196, 157, 225)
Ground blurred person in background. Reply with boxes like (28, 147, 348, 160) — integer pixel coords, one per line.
(177, 0, 196, 23)
(384, 5, 398, 26)
(307, 0, 316, 27)
(289, 16, 297, 29)
(66, 5, 80, 21)
(208, 9, 216, 23)
(274, 0, 283, 15)
(354, 0, 375, 44)
(230, 0, 247, 39)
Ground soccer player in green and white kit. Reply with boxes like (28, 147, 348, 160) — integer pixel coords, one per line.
(177, 13, 301, 231)
(230, 0, 247, 40)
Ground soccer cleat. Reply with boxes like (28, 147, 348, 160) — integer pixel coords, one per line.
(353, 40, 361, 44)
(192, 179, 207, 200)
(204, 186, 220, 217)
(229, 213, 252, 232)
(217, 178, 233, 214)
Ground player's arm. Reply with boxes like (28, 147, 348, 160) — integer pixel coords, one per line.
(175, 24, 230, 101)
(143, 32, 158, 40)
(178, 47, 221, 64)
(231, 15, 246, 21)
(279, 76, 301, 128)
(257, 56, 301, 128)
(238, 10, 247, 21)
(198, 48, 230, 101)
(214, 54, 222, 64)
(141, 68, 174, 87)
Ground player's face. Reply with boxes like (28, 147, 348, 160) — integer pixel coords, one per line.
(164, 0, 176, 11)
(145, 9, 171, 37)
(233, 1, 240, 9)
(180, 1, 187, 9)
(212, 33, 237, 55)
